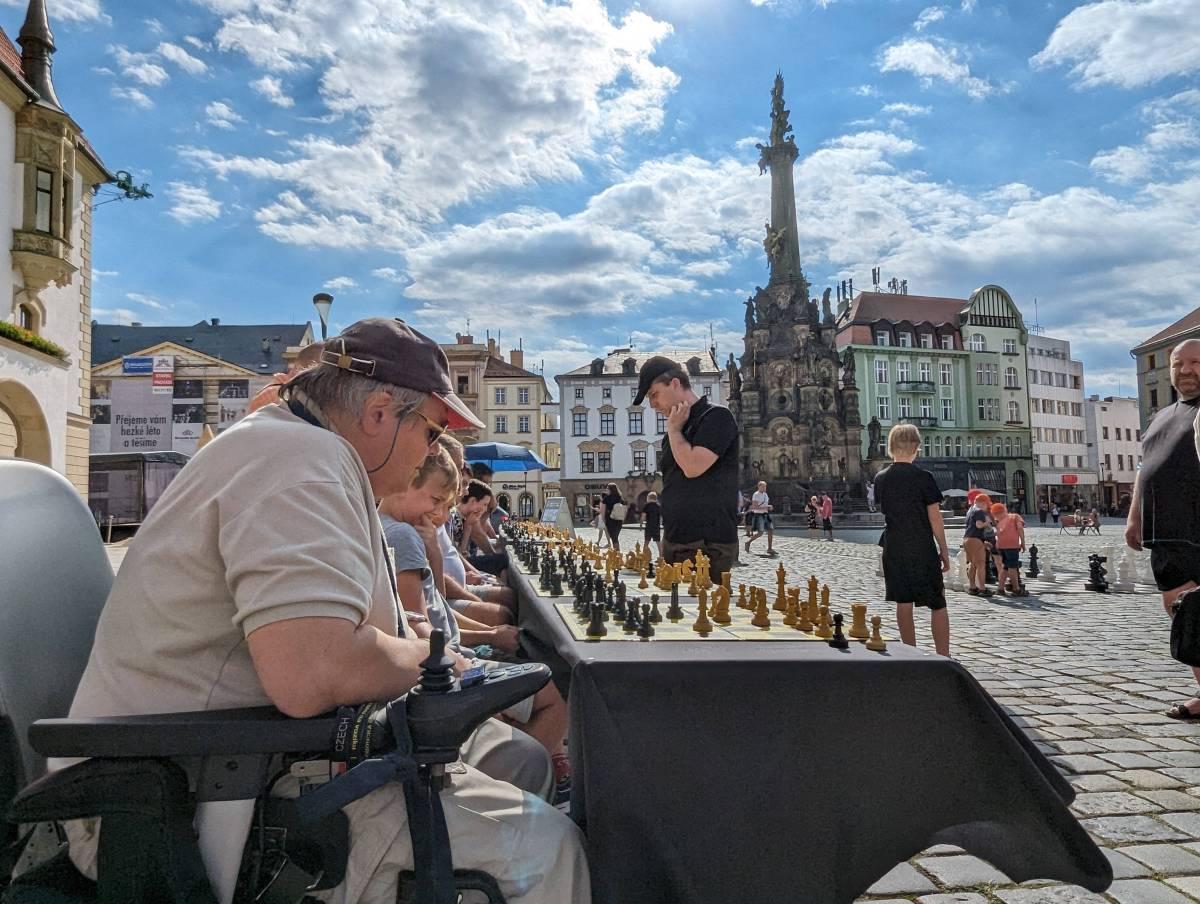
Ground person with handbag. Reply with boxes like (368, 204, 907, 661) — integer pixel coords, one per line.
(1126, 339, 1200, 720)
(600, 482, 626, 550)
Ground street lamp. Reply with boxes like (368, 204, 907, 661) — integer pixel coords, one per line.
(312, 293, 333, 341)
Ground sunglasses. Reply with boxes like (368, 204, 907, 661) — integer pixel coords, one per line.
(406, 407, 447, 446)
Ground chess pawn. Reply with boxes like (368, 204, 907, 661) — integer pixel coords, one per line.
(828, 613, 850, 650)
(1042, 559, 1056, 583)
(668, 583, 684, 621)
(738, 584, 748, 609)
(865, 615, 887, 652)
(638, 604, 655, 640)
(751, 588, 771, 629)
(638, 565, 649, 590)
(783, 588, 799, 627)
(649, 594, 663, 623)
(815, 606, 833, 639)
(848, 603, 869, 640)
(692, 590, 713, 635)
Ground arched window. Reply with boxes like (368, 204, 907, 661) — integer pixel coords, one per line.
(518, 493, 535, 518)
(970, 333, 986, 352)
(17, 302, 40, 334)
(934, 435, 943, 456)
(1004, 366, 1018, 388)
(1007, 400, 1020, 422)
(497, 493, 511, 513)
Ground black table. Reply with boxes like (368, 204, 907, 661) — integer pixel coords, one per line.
(511, 557, 1111, 904)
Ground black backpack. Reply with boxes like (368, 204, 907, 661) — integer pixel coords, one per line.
(1171, 588, 1200, 666)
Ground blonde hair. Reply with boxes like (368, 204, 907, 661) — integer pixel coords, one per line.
(413, 447, 458, 497)
(436, 433, 465, 468)
(887, 423, 921, 457)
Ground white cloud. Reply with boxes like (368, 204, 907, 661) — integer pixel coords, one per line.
(1032, 0, 1200, 89)
(371, 267, 408, 283)
(250, 74, 294, 108)
(205, 100, 244, 130)
(914, 6, 946, 31)
(960, 0, 977, 11)
(878, 38, 997, 98)
(126, 292, 169, 310)
(1091, 88, 1200, 184)
(145, 18, 164, 34)
(323, 276, 359, 291)
(111, 85, 153, 109)
(880, 102, 932, 116)
(157, 42, 208, 76)
(853, 84, 878, 97)
(185, 0, 679, 249)
(92, 307, 139, 324)
(184, 36, 211, 51)
(166, 182, 222, 224)
(108, 45, 169, 87)
(0, 0, 108, 22)
(93, 269, 119, 280)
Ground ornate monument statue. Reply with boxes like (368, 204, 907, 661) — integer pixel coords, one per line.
(744, 296, 756, 331)
(840, 348, 855, 385)
(867, 416, 882, 457)
(726, 353, 742, 399)
(821, 287, 834, 324)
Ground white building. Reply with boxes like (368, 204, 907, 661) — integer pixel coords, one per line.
(1084, 395, 1142, 514)
(0, 0, 111, 497)
(556, 348, 723, 523)
(1027, 333, 1095, 508)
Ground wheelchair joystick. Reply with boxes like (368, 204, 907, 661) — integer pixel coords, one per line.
(418, 630, 456, 694)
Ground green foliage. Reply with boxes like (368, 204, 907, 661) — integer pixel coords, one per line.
(0, 319, 68, 360)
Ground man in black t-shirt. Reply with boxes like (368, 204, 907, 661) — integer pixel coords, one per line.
(634, 356, 740, 583)
(1126, 338, 1200, 720)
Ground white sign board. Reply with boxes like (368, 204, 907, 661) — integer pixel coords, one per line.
(540, 496, 574, 536)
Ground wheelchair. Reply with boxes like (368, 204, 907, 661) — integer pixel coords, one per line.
(0, 460, 550, 904)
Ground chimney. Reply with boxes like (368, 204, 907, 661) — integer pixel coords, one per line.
(130, 321, 142, 327)
(487, 337, 498, 359)
(211, 317, 220, 327)
(456, 333, 474, 345)
(509, 348, 524, 370)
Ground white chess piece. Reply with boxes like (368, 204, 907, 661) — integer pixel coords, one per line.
(1042, 558, 1056, 583)
(1114, 555, 1134, 592)
(875, 547, 884, 578)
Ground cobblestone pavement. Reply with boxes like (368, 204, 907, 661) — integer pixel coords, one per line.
(104, 522, 1200, 903)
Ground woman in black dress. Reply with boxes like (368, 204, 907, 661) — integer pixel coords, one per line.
(873, 424, 952, 656)
(600, 482, 625, 551)
(805, 495, 819, 537)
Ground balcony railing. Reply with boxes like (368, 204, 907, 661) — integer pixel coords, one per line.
(896, 380, 936, 393)
(899, 416, 939, 427)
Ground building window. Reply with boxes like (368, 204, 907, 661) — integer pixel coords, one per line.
(518, 493, 535, 518)
(581, 452, 595, 473)
(875, 360, 888, 383)
(1003, 338, 1016, 354)
(919, 362, 931, 382)
(875, 330, 890, 347)
(494, 416, 507, 433)
(877, 396, 890, 420)
(934, 436, 943, 456)
(628, 411, 643, 435)
(598, 451, 611, 472)
(35, 168, 52, 233)
(897, 361, 911, 382)
(703, 384, 712, 398)
(1045, 427, 1056, 442)
(1125, 428, 1133, 441)
(575, 387, 584, 400)
(633, 449, 647, 470)
(1055, 373, 1067, 388)
(1014, 437, 1021, 456)
(941, 398, 954, 422)
(1004, 437, 1012, 456)
(656, 413, 666, 433)
(924, 436, 931, 457)
(1148, 354, 1156, 369)
(1117, 454, 1124, 470)
(494, 388, 507, 405)
(17, 303, 39, 334)
(1004, 367, 1018, 388)
(1102, 426, 1109, 439)
(941, 335, 954, 350)
(970, 334, 986, 352)
(518, 387, 530, 405)
(1136, 429, 1141, 441)
(1007, 400, 1020, 422)
(1104, 453, 1111, 470)
(518, 415, 531, 433)
(920, 333, 933, 349)
(899, 396, 912, 418)
(631, 386, 638, 399)
(600, 412, 615, 435)
(457, 375, 469, 394)
(602, 387, 612, 400)
(955, 436, 963, 457)
(1029, 370, 1038, 384)
(1150, 388, 1158, 408)
(899, 332, 912, 348)
(573, 412, 588, 436)
(1049, 454, 1057, 467)
(940, 362, 952, 385)
(920, 398, 932, 418)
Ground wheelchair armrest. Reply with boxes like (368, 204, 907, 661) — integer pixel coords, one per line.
(29, 706, 338, 759)
(7, 757, 191, 825)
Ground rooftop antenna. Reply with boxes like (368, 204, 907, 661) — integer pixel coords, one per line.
(465, 316, 471, 333)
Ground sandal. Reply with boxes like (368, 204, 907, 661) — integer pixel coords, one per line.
(1166, 702, 1200, 721)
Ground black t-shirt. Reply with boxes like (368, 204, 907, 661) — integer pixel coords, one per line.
(660, 398, 740, 544)
(873, 463, 943, 552)
(1139, 396, 1200, 547)
(601, 491, 623, 522)
(642, 501, 661, 532)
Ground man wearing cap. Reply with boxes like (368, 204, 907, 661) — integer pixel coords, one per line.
(62, 318, 589, 903)
(635, 355, 740, 583)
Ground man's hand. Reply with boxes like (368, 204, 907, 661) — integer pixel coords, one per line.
(449, 648, 473, 674)
(488, 625, 520, 654)
(1124, 520, 1143, 551)
(939, 550, 950, 573)
(666, 399, 692, 432)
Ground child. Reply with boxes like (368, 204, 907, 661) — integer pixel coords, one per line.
(872, 424, 952, 657)
(963, 493, 992, 597)
(991, 502, 1027, 596)
(378, 448, 571, 803)
(641, 491, 662, 560)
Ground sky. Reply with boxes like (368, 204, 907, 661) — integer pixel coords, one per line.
(17, 0, 1200, 396)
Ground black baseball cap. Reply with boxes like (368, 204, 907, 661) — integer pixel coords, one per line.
(320, 318, 484, 429)
(633, 355, 682, 405)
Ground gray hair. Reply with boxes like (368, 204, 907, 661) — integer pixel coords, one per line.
(286, 362, 426, 418)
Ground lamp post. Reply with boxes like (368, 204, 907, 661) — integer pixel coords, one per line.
(312, 293, 333, 341)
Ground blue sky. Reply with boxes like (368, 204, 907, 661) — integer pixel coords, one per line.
(17, 0, 1199, 394)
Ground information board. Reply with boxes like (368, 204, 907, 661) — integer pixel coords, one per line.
(540, 497, 575, 535)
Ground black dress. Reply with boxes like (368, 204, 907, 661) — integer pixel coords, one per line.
(805, 503, 818, 531)
(601, 491, 624, 547)
(873, 463, 946, 608)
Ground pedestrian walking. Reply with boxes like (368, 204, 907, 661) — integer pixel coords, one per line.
(820, 492, 835, 541)
(599, 482, 625, 551)
(991, 502, 1027, 595)
(744, 480, 776, 556)
(1050, 503, 1060, 524)
(1038, 500, 1048, 525)
(642, 491, 662, 560)
(873, 424, 951, 657)
(866, 481, 876, 513)
(806, 495, 819, 538)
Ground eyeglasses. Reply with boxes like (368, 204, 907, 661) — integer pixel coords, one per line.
(405, 407, 447, 446)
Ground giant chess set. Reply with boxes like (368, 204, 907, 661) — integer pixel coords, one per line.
(507, 523, 889, 648)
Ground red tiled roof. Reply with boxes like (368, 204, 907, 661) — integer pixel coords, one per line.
(0, 27, 23, 81)
(1133, 305, 1200, 352)
(846, 291, 968, 326)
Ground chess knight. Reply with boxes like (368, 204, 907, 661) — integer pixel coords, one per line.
(729, 72, 864, 514)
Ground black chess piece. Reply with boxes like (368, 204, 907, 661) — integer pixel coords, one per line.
(1085, 554, 1109, 593)
(612, 591, 627, 622)
(637, 604, 655, 640)
(667, 584, 684, 621)
(586, 603, 608, 638)
(615, 582, 627, 607)
(1026, 544, 1040, 578)
(649, 594, 663, 623)
(647, 558, 656, 579)
(828, 612, 850, 649)
(623, 598, 640, 633)
(550, 572, 563, 597)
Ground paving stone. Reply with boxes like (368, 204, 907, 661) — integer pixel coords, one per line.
(1080, 815, 1188, 843)
(994, 886, 1111, 903)
(1118, 844, 1200, 874)
(1113, 770, 1186, 790)
(1107, 878, 1194, 903)
(915, 895, 990, 904)
(1164, 768, 1200, 785)
(1072, 792, 1161, 816)
(1160, 812, 1200, 835)
(1105, 847, 1153, 879)
(1102, 753, 1175, 769)
(1070, 774, 1130, 792)
(1096, 738, 1163, 752)
(914, 855, 1009, 886)
(923, 845, 965, 854)
(1051, 755, 1114, 773)
(866, 862, 937, 895)
(1164, 876, 1200, 897)
(1054, 740, 1105, 754)
(1136, 790, 1200, 810)
(1151, 751, 1200, 768)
